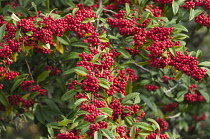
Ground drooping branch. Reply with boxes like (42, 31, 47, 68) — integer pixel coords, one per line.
(133, 62, 150, 72)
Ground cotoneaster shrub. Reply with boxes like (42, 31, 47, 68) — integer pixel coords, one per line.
(0, 0, 210, 139)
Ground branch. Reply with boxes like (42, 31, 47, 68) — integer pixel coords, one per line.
(96, 0, 103, 32)
(103, 8, 117, 14)
(133, 62, 150, 72)
(164, 82, 180, 94)
(25, 57, 34, 81)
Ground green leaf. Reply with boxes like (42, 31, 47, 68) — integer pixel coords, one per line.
(194, 9, 204, 17)
(0, 24, 6, 43)
(58, 117, 71, 126)
(11, 78, 25, 93)
(94, 115, 107, 123)
(125, 79, 132, 95)
(174, 24, 188, 32)
(139, 80, 150, 86)
(74, 67, 88, 76)
(61, 89, 79, 101)
(74, 110, 89, 117)
(31, 2, 38, 14)
(57, 36, 71, 45)
(98, 108, 113, 117)
(98, 78, 111, 90)
(46, 124, 54, 137)
(146, 118, 160, 131)
(169, 46, 176, 57)
(63, 52, 79, 60)
(72, 8, 79, 16)
(107, 35, 119, 40)
(121, 93, 139, 104)
(35, 105, 45, 124)
(200, 91, 209, 103)
(71, 42, 89, 48)
(134, 122, 154, 131)
(140, 95, 157, 112)
(137, 61, 149, 66)
(125, 116, 134, 126)
(73, 98, 87, 109)
(94, 130, 102, 139)
(199, 62, 210, 67)
(37, 71, 51, 83)
(0, 91, 10, 107)
(189, 8, 195, 21)
(43, 99, 61, 114)
(130, 126, 136, 139)
(77, 121, 90, 130)
(125, 3, 130, 15)
(96, 7, 103, 16)
(196, 50, 202, 59)
(172, 0, 179, 15)
(116, 48, 131, 59)
(101, 128, 115, 139)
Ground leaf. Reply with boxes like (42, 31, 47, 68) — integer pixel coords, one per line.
(74, 110, 89, 117)
(125, 3, 130, 15)
(98, 78, 111, 90)
(31, 2, 38, 14)
(169, 46, 176, 57)
(200, 91, 210, 103)
(6, 105, 14, 116)
(46, 124, 54, 137)
(116, 48, 131, 59)
(121, 93, 139, 104)
(175, 71, 182, 80)
(43, 99, 61, 114)
(0, 91, 10, 107)
(11, 78, 25, 93)
(196, 50, 202, 59)
(96, 7, 103, 16)
(199, 62, 210, 67)
(140, 95, 157, 112)
(189, 8, 195, 21)
(137, 61, 149, 66)
(94, 115, 107, 123)
(37, 71, 51, 83)
(72, 8, 79, 16)
(71, 42, 89, 48)
(77, 121, 90, 130)
(73, 98, 87, 109)
(174, 24, 188, 32)
(134, 122, 154, 131)
(146, 118, 160, 131)
(125, 79, 132, 95)
(194, 9, 204, 17)
(35, 105, 45, 124)
(172, 0, 179, 15)
(101, 128, 115, 139)
(94, 131, 102, 139)
(11, 13, 20, 21)
(61, 89, 79, 101)
(74, 67, 88, 76)
(107, 35, 119, 40)
(0, 24, 6, 43)
(63, 52, 79, 60)
(98, 108, 113, 117)
(57, 36, 70, 46)
(139, 80, 150, 86)
(130, 126, 136, 139)
(125, 117, 134, 126)
(55, 41, 64, 54)
(12, 52, 18, 62)
(167, 112, 181, 119)
(43, 43, 50, 49)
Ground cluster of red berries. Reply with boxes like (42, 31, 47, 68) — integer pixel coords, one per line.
(20, 80, 34, 90)
(185, 91, 206, 103)
(145, 84, 159, 91)
(152, 0, 173, 4)
(88, 121, 108, 136)
(146, 133, 168, 139)
(192, 113, 206, 121)
(45, 65, 61, 76)
(163, 102, 178, 112)
(162, 76, 175, 83)
(8, 95, 21, 106)
(56, 132, 79, 139)
(155, 118, 168, 133)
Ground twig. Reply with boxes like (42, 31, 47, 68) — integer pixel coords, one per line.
(96, 0, 103, 32)
(133, 62, 150, 72)
(103, 8, 117, 14)
(25, 57, 34, 81)
(164, 82, 180, 93)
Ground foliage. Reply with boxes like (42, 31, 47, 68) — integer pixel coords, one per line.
(0, 0, 210, 139)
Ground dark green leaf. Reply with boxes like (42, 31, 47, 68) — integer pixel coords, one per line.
(71, 42, 89, 48)
(73, 98, 87, 109)
(200, 91, 209, 103)
(140, 95, 157, 112)
(169, 46, 176, 57)
(101, 128, 115, 139)
(0, 91, 10, 107)
(94, 115, 107, 123)
(61, 89, 79, 101)
(121, 93, 139, 104)
(43, 99, 61, 114)
(11, 78, 25, 93)
(98, 108, 113, 117)
(126, 79, 132, 95)
(0, 24, 6, 43)
(116, 48, 131, 59)
(37, 71, 51, 83)
(35, 105, 45, 124)
(134, 122, 154, 131)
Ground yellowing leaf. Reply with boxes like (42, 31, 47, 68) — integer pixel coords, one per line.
(22, 93, 31, 99)
(75, 71, 87, 76)
(6, 106, 14, 116)
(85, 33, 92, 37)
(55, 41, 64, 54)
(12, 52, 17, 62)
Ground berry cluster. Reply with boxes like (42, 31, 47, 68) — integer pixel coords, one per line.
(192, 113, 206, 121)
(152, 0, 173, 4)
(56, 132, 79, 139)
(155, 118, 168, 133)
(162, 76, 175, 83)
(185, 91, 205, 103)
(45, 65, 61, 76)
(146, 133, 168, 139)
(145, 84, 159, 91)
(163, 102, 178, 112)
